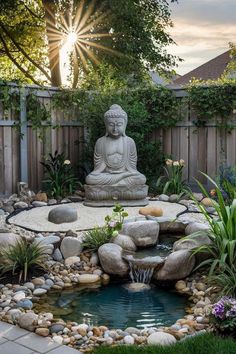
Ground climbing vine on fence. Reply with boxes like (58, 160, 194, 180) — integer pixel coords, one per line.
(187, 78, 236, 130)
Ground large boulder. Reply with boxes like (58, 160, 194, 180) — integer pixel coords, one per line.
(60, 236, 83, 259)
(173, 233, 212, 252)
(112, 234, 137, 252)
(185, 222, 210, 236)
(48, 206, 78, 224)
(121, 221, 159, 247)
(0, 232, 21, 249)
(154, 249, 195, 281)
(98, 243, 129, 276)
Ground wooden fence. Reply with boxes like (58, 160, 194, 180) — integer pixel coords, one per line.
(0, 84, 236, 195)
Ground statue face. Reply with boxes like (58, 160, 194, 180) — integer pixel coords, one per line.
(106, 117, 125, 138)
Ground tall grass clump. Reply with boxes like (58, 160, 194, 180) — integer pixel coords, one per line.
(0, 238, 47, 282)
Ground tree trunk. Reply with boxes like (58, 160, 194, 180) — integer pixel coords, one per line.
(42, 0, 61, 87)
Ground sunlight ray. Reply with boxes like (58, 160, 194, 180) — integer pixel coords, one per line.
(78, 11, 110, 37)
(78, 33, 113, 39)
(78, 42, 100, 65)
(78, 39, 122, 56)
(75, 42, 88, 71)
(73, 0, 85, 32)
(76, 0, 97, 33)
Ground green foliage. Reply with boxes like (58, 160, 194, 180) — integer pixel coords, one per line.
(190, 173, 236, 295)
(94, 333, 236, 354)
(83, 204, 128, 251)
(82, 226, 111, 252)
(41, 151, 78, 199)
(0, 238, 47, 282)
(187, 79, 236, 130)
(156, 158, 188, 195)
(52, 85, 181, 184)
(26, 91, 51, 132)
(0, 0, 178, 87)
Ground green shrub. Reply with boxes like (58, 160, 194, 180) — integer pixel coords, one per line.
(41, 150, 78, 199)
(0, 238, 47, 282)
(83, 226, 111, 252)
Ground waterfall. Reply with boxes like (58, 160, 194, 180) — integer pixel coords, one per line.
(129, 262, 155, 284)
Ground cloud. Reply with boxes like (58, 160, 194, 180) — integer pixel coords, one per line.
(169, 0, 236, 75)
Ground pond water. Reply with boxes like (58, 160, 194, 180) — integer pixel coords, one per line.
(35, 281, 188, 329)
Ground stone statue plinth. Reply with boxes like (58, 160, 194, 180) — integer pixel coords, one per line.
(84, 184, 148, 207)
(84, 104, 149, 207)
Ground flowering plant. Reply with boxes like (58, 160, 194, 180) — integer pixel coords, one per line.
(105, 204, 128, 237)
(82, 204, 128, 251)
(211, 297, 236, 332)
(156, 158, 187, 195)
(41, 151, 77, 199)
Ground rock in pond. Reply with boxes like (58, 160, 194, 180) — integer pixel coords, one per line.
(48, 205, 78, 224)
(154, 249, 195, 281)
(121, 220, 159, 247)
(98, 243, 129, 276)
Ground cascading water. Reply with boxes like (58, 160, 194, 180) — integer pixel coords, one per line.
(129, 262, 155, 283)
(124, 255, 164, 284)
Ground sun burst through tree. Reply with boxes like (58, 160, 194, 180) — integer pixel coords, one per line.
(43, 0, 121, 87)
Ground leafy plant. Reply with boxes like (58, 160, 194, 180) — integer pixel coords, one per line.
(190, 173, 236, 288)
(82, 227, 112, 252)
(156, 158, 188, 195)
(83, 204, 128, 251)
(41, 151, 78, 199)
(0, 238, 47, 282)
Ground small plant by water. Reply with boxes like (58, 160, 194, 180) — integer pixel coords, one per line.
(83, 204, 128, 251)
(41, 151, 77, 199)
(0, 238, 47, 282)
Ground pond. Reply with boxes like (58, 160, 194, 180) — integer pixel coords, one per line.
(35, 281, 188, 329)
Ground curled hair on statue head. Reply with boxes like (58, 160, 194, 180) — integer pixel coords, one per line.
(104, 104, 127, 136)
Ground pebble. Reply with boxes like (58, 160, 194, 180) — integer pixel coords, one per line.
(124, 335, 135, 345)
(33, 288, 47, 296)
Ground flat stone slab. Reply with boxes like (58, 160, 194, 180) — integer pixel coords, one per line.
(8, 202, 186, 232)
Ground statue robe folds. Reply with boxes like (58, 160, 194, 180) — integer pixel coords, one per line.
(86, 136, 146, 186)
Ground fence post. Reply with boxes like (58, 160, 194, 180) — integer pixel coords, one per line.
(20, 87, 28, 183)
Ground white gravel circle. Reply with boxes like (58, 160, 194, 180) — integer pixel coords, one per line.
(8, 201, 186, 232)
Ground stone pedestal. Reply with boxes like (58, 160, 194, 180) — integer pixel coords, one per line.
(84, 184, 149, 207)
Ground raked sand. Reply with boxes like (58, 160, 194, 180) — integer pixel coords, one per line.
(8, 201, 187, 232)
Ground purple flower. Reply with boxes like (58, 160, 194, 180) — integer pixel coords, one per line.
(212, 297, 236, 320)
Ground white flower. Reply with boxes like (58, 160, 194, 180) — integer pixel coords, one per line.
(166, 159, 173, 166)
(179, 159, 185, 166)
(173, 161, 180, 166)
(63, 160, 71, 165)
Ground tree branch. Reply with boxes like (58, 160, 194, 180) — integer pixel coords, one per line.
(22, 2, 44, 20)
(0, 34, 41, 85)
(0, 23, 51, 82)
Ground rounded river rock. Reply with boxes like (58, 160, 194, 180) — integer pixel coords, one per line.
(48, 206, 78, 224)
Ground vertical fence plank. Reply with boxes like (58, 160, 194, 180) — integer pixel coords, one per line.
(3, 127, 13, 195)
(0, 128, 4, 194)
(20, 87, 28, 183)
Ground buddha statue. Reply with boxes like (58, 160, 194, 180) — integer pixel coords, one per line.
(84, 104, 148, 206)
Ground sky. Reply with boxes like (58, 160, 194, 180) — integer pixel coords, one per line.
(168, 0, 236, 75)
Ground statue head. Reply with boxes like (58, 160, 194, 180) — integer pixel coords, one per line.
(104, 104, 128, 138)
